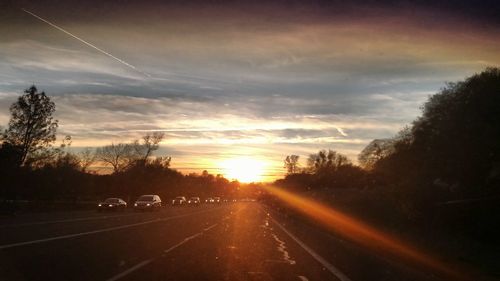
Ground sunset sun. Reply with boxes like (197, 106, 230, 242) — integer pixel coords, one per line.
(220, 158, 266, 183)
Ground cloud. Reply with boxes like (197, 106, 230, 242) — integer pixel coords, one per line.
(1, 2, 500, 179)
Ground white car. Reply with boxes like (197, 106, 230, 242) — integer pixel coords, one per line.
(172, 196, 187, 205)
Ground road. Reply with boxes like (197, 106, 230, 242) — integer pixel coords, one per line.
(0, 202, 449, 281)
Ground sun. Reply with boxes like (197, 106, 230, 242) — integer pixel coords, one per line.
(220, 157, 266, 183)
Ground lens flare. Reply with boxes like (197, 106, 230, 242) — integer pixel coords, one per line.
(264, 185, 468, 280)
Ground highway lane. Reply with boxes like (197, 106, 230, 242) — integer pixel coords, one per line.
(0, 202, 456, 281)
(111, 203, 338, 281)
(0, 205, 229, 280)
(0, 207, 218, 247)
(0, 208, 143, 227)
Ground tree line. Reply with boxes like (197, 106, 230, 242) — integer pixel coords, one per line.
(275, 68, 500, 246)
(0, 86, 245, 208)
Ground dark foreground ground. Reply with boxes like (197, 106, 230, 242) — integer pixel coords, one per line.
(0, 202, 487, 281)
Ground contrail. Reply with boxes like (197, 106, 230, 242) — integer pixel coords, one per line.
(22, 8, 151, 78)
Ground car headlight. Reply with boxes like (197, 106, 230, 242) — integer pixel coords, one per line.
(146, 203, 151, 206)
(109, 204, 113, 207)
(98, 204, 102, 207)
(134, 203, 138, 207)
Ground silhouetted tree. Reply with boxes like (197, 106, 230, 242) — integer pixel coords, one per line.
(3, 86, 58, 166)
(132, 132, 165, 163)
(78, 148, 96, 172)
(284, 155, 300, 174)
(148, 156, 171, 169)
(358, 138, 396, 170)
(0, 142, 23, 169)
(307, 149, 350, 174)
(377, 68, 500, 198)
(95, 143, 135, 173)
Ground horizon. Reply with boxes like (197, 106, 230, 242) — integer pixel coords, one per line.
(1, 1, 500, 182)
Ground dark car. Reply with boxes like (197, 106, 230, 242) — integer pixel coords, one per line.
(187, 197, 200, 205)
(213, 197, 221, 203)
(97, 198, 127, 212)
(172, 196, 187, 206)
(205, 197, 214, 203)
(133, 195, 162, 211)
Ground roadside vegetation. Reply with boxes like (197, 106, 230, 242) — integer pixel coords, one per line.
(0, 86, 247, 211)
(272, 67, 500, 276)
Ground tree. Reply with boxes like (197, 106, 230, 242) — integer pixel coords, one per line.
(26, 135, 73, 169)
(132, 132, 164, 163)
(145, 156, 171, 169)
(0, 142, 23, 168)
(358, 139, 396, 170)
(371, 67, 500, 221)
(284, 155, 300, 174)
(3, 85, 58, 166)
(78, 148, 96, 172)
(307, 149, 350, 174)
(95, 143, 135, 173)
(410, 68, 500, 193)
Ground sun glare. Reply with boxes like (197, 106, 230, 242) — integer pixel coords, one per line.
(220, 157, 266, 183)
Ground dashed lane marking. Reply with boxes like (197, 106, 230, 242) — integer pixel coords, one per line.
(106, 259, 153, 281)
(106, 223, 218, 281)
(0, 208, 222, 250)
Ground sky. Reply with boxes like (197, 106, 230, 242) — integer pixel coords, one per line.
(1, 0, 499, 181)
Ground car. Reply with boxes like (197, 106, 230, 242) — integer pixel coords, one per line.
(205, 197, 214, 203)
(97, 198, 127, 212)
(172, 196, 187, 206)
(133, 195, 162, 211)
(213, 197, 221, 203)
(187, 197, 200, 205)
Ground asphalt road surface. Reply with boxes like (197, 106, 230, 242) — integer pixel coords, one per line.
(0, 202, 451, 281)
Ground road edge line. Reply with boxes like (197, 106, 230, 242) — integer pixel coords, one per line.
(269, 216, 353, 281)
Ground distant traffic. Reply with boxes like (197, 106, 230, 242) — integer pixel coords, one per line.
(97, 195, 250, 211)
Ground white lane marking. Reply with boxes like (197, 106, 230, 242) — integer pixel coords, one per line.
(106, 259, 153, 281)
(163, 231, 204, 253)
(0, 209, 221, 250)
(298, 276, 309, 281)
(0, 213, 142, 228)
(106, 223, 218, 281)
(203, 223, 218, 232)
(270, 217, 352, 281)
